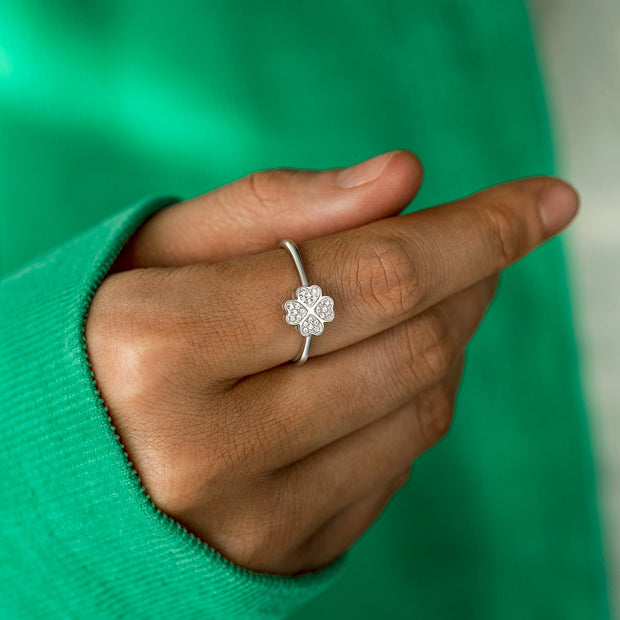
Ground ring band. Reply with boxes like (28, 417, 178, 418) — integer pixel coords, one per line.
(279, 239, 335, 366)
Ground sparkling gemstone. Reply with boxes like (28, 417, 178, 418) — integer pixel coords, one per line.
(283, 284, 333, 337)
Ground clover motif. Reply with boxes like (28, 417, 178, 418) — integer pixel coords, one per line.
(283, 285, 335, 337)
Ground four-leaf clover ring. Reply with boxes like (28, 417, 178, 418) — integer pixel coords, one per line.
(279, 239, 335, 366)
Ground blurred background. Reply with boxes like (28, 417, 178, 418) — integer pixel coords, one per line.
(531, 0, 620, 611)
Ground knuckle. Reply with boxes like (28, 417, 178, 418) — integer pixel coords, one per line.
(153, 262, 255, 377)
(483, 190, 529, 265)
(144, 418, 243, 517)
(392, 306, 455, 391)
(143, 449, 208, 514)
(220, 516, 279, 569)
(143, 273, 219, 382)
(216, 477, 298, 572)
(151, 457, 296, 573)
(240, 168, 296, 218)
(417, 307, 456, 381)
(417, 382, 455, 447)
(350, 232, 421, 319)
(88, 271, 197, 401)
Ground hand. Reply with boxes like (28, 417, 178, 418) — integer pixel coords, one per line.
(85, 151, 578, 575)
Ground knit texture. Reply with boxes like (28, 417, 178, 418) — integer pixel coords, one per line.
(0, 195, 348, 619)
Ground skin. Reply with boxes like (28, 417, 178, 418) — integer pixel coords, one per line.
(85, 150, 579, 575)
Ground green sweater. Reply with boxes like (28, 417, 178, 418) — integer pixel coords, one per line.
(0, 1, 609, 618)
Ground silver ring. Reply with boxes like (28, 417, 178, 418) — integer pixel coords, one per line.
(279, 239, 335, 366)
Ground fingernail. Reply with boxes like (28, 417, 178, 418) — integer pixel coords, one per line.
(337, 152, 394, 188)
(537, 180, 580, 235)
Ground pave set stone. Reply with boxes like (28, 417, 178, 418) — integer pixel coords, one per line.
(283, 300, 307, 323)
(283, 285, 334, 337)
(314, 297, 335, 322)
(296, 285, 322, 307)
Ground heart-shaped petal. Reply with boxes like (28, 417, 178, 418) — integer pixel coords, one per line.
(295, 285, 322, 308)
(299, 314, 324, 337)
(314, 296, 334, 322)
(284, 300, 308, 326)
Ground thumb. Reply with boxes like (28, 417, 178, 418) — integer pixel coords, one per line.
(112, 150, 423, 270)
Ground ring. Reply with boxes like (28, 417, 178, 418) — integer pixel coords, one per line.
(279, 239, 335, 366)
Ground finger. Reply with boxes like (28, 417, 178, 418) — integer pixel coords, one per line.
(175, 175, 577, 378)
(285, 468, 412, 574)
(272, 356, 464, 536)
(113, 150, 423, 270)
(229, 276, 495, 470)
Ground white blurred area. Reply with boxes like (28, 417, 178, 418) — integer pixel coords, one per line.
(531, 0, 620, 612)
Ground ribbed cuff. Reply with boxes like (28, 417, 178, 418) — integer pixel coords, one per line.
(0, 195, 348, 619)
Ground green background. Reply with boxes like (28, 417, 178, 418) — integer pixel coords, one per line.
(0, 1, 608, 617)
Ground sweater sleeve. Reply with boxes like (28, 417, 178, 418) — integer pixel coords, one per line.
(0, 196, 349, 619)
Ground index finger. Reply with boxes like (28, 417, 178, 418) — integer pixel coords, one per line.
(183, 176, 578, 377)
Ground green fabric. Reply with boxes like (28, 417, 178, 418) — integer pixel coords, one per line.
(0, 194, 349, 618)
(0, 1, 609, 618)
